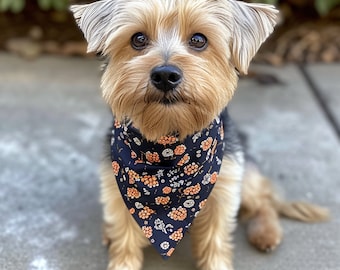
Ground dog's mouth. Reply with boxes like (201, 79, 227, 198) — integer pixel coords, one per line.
(160, 95, 180, 105)
(145, 90, 187, 105)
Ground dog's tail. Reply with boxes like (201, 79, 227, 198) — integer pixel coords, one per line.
(240, 160, 330, 223)
(275, 200, 329, 223)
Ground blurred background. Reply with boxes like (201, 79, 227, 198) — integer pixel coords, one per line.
(0, 0, 340, 63)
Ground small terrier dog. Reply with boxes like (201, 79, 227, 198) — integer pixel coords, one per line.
(70, 1, 329, 269)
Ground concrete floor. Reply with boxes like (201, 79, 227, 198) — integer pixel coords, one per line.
(0, 54, 339, 270)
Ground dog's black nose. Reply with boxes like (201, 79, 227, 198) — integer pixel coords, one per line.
(150, 65, 182, 92)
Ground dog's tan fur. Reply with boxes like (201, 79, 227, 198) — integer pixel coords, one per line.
(71, 1, 329, 269)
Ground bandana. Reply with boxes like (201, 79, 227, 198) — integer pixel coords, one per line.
(110, 117, 224, 258)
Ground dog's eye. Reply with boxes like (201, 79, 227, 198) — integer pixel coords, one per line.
(189, 33, 208, 51)
(131, 32, 149, 50)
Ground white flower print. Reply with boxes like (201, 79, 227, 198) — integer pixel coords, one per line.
(170, 179, 184, 189)
(206, 149, 211, 160)
(171, 175, 179, 182)
(133, 137, 141, 146)
(216, 156, 222, 165)
(162, 148, 174, 158)
(202, 173, 211, 185)
(183, 199, 195, 208)
(135, 202, 144, 209)
(167, 169, 178, 177)
(154, 218, 166, 232)
(170, 182, 180, 188)
(154, 219, 174, 234)
(156, 170, 164, 178)
(160, 241, 170, 250)
(192, 132, 202, 143)
(196, 150, 202, 158)
(143, 188, 150, 196)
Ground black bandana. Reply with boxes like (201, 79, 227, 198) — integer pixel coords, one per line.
(110, 117, 224, 258)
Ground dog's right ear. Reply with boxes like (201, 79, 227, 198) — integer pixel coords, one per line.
(70, 0, 119, 53)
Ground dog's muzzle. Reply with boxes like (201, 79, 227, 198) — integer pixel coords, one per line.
(150, 65, 182, 92)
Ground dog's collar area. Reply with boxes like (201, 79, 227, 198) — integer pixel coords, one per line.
(110, 117, 225, 258)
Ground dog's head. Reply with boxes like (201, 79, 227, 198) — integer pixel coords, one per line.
(71, 0, 277, 141)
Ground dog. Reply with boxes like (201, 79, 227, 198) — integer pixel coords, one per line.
(70, 1, 329, 269)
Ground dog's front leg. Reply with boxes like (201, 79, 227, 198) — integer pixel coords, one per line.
(190, 158, 243, 270)
(100, 161, 149, 270)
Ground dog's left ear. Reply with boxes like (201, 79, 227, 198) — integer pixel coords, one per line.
(227, 1, 278, 74)
(70, 0, 120, 53)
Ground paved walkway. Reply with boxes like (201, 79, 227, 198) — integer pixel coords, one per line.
(0, 54, 339, 270)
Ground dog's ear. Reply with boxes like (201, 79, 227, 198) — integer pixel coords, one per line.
(70, 0, 120, 53)
(228, 1, 278, 74)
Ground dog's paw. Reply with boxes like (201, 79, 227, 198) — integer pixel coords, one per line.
(197, 262, 233, 270)
(248, 229, 282, 252)
(107, 248, 143, 270)
(247, 215, 282, 252)
(107, 260, 142, 270)
(196, 253, 234, 270)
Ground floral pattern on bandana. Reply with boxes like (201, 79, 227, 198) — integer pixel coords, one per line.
(110, 117, 224, 258)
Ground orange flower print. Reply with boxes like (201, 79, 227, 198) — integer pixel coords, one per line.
(184, 162, 199, 175)
(166, 248, 175, 257)
(199, 199, 207, 209)
(210, 172, 218, 184)
(134, 158, 144, 164)
(131, 151, 137, 159)
(111, 161, 120, 176)
(127, 187, 141, 199)
(169, 228, 183, 242)
(146, 151, 161, 163)
(174, 145, 186, 156)
(201, 137, 213, 151)
(129, 208, 135, 214)
(177, 154, 190, 166)
(183, 183, 201, 196)
(114, 120, 121, 128)
(128, 170, 140, 184)
(138, 206, 155, 220)
(155, 196, 170, 205)
(157, 135, 177, 146)
(141, 175, 159, 188)
(162, 186, 172, 194)
(168, 206, 187, 221)
(142, 226, 153, 238)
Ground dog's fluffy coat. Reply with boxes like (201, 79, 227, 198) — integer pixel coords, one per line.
(70, 1, 329, 269)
